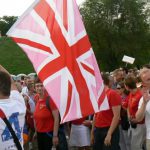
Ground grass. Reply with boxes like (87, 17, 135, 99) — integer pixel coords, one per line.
(0, 37, 34, 75)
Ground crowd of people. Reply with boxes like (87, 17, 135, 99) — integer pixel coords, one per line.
(0, 64, 150, 150)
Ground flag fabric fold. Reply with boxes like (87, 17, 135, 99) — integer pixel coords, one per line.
(7, 0, 109, 123)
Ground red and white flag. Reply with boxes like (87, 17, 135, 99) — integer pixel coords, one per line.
(7, 0, 109, 123)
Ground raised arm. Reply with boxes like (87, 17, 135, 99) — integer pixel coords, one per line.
(0, 65, 17, 91)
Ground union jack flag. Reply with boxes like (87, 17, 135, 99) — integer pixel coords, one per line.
(7, 0, 109, 123)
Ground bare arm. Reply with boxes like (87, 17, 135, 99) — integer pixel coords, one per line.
(104, 105, 121, 146)
(136, 89, 150, 122)
(91, 115, 95, 144)
(135, 101, 146, 122)
(0, 65, 17, 91)
(52, 109, 59, 146)
(127, 108, 131, 120)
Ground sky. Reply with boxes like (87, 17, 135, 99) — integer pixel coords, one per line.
(0, 0, 85, 17)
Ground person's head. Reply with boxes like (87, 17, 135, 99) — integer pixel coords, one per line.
(25, 76, 34, 85)
(116, 81, 125, 95)
(140, 68, 150, 88)
(27, 83, 35, 93)
(0, 71, 11, 97)
(124, 75, 137, 91)
(34, 78, 44, 95)
(113, 69, 124, 83)
(109, 75, 114, 88)
(15, 81, 22, 93)
(102, 73, 110, 86)
(22, 76, 31, 85)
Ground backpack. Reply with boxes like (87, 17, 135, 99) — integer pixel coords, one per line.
(45, 96, 51, 111)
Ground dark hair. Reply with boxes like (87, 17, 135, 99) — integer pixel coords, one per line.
(34, 77, 41, 84)
(122, 67, 128, 74)
(21, 76, 24, 80)
(117, 81, 125, 89)
(0, 71, 11, 96)
(124, 75, 137, 89)
(102, 73, 110, 86)
(117, 81, 129, 95)
(136, 75, 142, 83)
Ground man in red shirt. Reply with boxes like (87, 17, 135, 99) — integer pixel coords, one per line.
(91, 73, 121, 150)
(124, 75, 145, 150)
(33, 78, 59, 150)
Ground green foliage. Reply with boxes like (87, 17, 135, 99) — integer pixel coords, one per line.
(0, 37, 34, 75)
(80, 0, 150, 71)
(0, 16, 17, 36)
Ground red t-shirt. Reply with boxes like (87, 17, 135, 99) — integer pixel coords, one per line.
(122, 95, 129, 109)
(72, 117, 86, 125)
(26, 101, 34, 129)
(34, 94, 57, 132)
(128, 90, 142, 118)
(34, 94, 39, 104)
(95, 89, 121, 128)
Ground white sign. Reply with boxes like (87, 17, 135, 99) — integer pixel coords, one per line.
(122, 55, 135, 64)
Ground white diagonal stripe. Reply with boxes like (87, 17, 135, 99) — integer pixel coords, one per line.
(46, 0, 87, 46)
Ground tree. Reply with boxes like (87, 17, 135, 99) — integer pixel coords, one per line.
(0, 16, 17, 36)
(80, 0, 150, 71)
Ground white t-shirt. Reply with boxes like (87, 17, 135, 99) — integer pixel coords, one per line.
(0, 90, 26, 150)
(139, 97, 150, 139)
(28, 97, 35, 113)
(21, 86, 28, 96)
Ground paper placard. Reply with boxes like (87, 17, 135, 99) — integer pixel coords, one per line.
(122, 55, 135, 64)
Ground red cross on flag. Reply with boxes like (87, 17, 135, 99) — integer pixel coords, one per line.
(7, 0, 109, 123)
